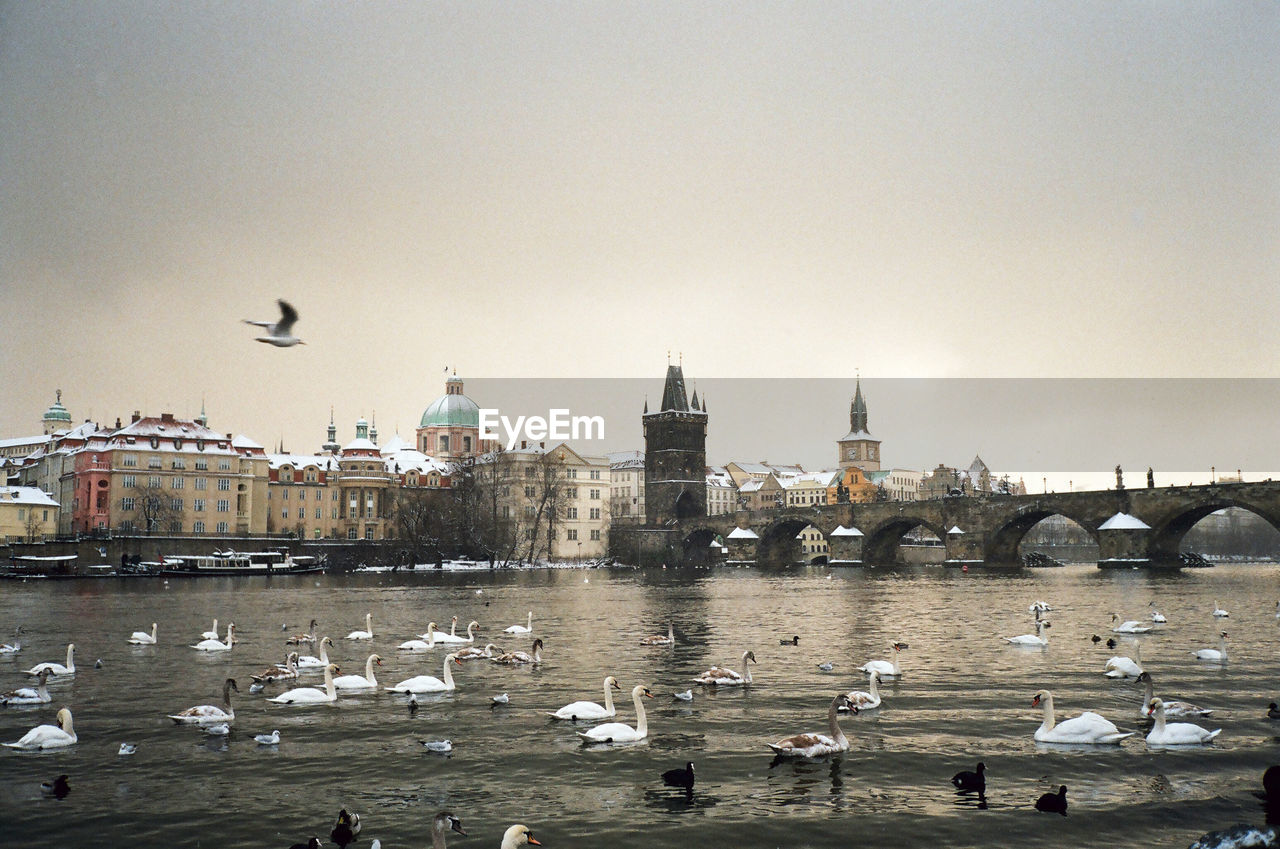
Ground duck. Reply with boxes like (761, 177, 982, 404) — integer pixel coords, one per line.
(768, 693, 855, 757)
(254, 729, 281, 745)
(1212, 601, 1230, 618)
(3, 707, 77, 749)
(578, 684, 654, 743)
(549, 675, 621, 720)
(286, 619, 319, 645)
(842, 669, 882, 711)
(492, 638, 543, 665)
(268, 663, 340, 704)
(1035, 785, 1068, 815)
(0, 626, 21, 654)
(252, 653, 300, 683)
(1104, 641, 1144, 678)
(1195, 631, 1229, 662)
(1136, 671, 1212, 717)
(429, 812, 466, 849)
(399, 623, 439, 651)
(662, 761, 695, 788)
(331, 809, 361, 848)
(190, 623, 236, 651)
(500, 825, 541, 849)
(345, 613, 374, 640)
(26, 643, 75, 676)
(333, 654, 382, 690)
(951, 762, 985, 793)
(859, 642, 908, 678)
(1145, 698, 1221, 745)
(434, 619, 479, 645)
(41, 774, 71, 798)
(455, 642, 501, 662)
(1031, 689, 1132, 744)
(127, 623, 158, 645)
(422, 739, 453, 753)
(386, 653, 463, 693)
(1003, 620, 1050, 646)
(1149, 603, 1167, 624)
(640, 623, 675, 646)
(1106, 637, 1117, 649)
(1268, 702, 1280, 720)
(168, 678, 238, 724)
(200, 618, 220, 641)
(295, 637, 334, 669)
(780, 635, 800, 646)
(1091, 634, 1102, 644)
(1, 668, 51, 705)
(504, 612, 534, 634)
(695, 650, 757, 685)
(1111, 613, 1152, 634)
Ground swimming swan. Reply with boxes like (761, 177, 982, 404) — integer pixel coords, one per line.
(640, 624, 675, 646)
(842, 669, 882, 711)
(429, 811, 467, 849)
(3, 707, 76, 749)
(500, 825, 541, 849)
(1136, 671, 1211, 718)
(1003, 621, 1050, 646)
(504, 612, 533, 634)
(859, 642, 907, 677)
(455, 642, 501, 662)
(434, 620, 479, 645)
(168, 678, 238, 724)
(386, 654, 463, 693)
(190, 623, 236, 651)
(201, 618, 220, 640)
(695, 650, 756, 685)
(1104, 641, 1144, 678)
(492, 638, 542, 665)
(287, 619, 319, 645)
(550, 676, 621, 720)
(333, 654, 382, 690)
(1032, 689, 1132, 744)
(253, 653, 300, 683)
(345, 613, 374, 640)
(268, 663, 339, 704)
(27, 643, 75, 676)
(578, 684, 654, 743)
(1194, 631, 1229, 662)
(1111, 613, 1152, 634)
(768, 694, 855, 757)
(1, 669, 51, 705)
(400, 623, 439, 651)
(296, 637, 334, 669)
(127, 623, 158, 645)
(1145, 698, 1221, 745)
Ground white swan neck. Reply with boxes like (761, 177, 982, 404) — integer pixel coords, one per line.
(323, 665, 336, 698)
(1040, 694, 1056, 731)
(65, 644, 75, 671)
(742, 652, 753, 683)
(829, 696, 848, 748)
(365, 655, 378, 684)
(869, 673, 879, 699)
(1151, 703, 1166, 732)
(443, 656, 455, 689)
(603, 680, 615, 712)
(633, 688, 648, 737)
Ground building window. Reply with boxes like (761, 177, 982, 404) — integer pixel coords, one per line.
(524, 486, 535, 498)
(195, 459, 208, 470)
(172, 477, 184, 489)
(122, 454, 137, 467)
(348, 528, 358, 540)
(524, 528, 535, 540)
(566, 529, 578, 541)
(148, 456, 162, 469)
(315, 508, 321, 519)
(171, 498, 183, 511)
(148, 476, 161, 488)
(590, 529, 601, 541)
(566, 487, 577, 499)
(502, 506, 510, 518)
(193, 520, 205, 533)
(567, 469, 577, 479)
(218, 459, 231, 471)
(589, 507, 600, 520)
(282, 489, 289, 500)
(524, 506, 535, 519)
(217, 499, 230, 512)
(567, 507, 578, 519)
(589, 469, 600, 480)
(439, 435, 449, 453)
(463, 436, 472, 453)
(195, 478, 207, 490)
(172, 458, 186, 470)
(590, 489, 600, 500)
(365, 527, 375, 540)
(122, 475, 136, 489)
(193, 499, 205, 512)
(216, 521, 229, 533)
(282, 508, 289, 519)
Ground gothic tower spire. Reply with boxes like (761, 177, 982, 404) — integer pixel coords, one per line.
(850, 376, 868, 434)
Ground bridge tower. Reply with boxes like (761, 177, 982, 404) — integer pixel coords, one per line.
(644, 362, 707, 524)
(837, 376, 881, 472)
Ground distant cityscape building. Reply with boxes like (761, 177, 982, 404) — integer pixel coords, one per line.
(643, 363, 707, 524)
(607, 450, 645, 520)
(836, 377, 881, 472)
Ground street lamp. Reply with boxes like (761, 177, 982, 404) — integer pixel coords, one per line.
(577, 541, 582, 563)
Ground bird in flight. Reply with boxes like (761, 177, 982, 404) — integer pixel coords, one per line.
(244, 299, 305, 347)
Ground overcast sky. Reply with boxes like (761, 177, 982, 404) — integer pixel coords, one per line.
(2, 3, 1277, 476)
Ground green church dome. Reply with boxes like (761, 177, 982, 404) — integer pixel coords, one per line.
(43, 391, 71, 424)
(419, 377, 480, 428)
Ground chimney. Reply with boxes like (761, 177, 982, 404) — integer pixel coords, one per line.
(114, 417, 122, 428)
(161, 412, 175, 423)
(131, 411, 141, 423)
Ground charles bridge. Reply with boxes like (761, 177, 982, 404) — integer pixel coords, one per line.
(612, 480, 1280, 568)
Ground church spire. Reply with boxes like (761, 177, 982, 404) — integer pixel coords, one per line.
(660, 364, 690, 412)
(850, 376, 869, 434)
(323, 406, 339, 454)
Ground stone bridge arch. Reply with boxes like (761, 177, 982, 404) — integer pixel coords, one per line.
(681, 525, 724, 564)
(986, 508, 1101, 565)
(863, 516, 947, 564)
(1145, 496, 1280, 563)
(758, 516, 819, 565)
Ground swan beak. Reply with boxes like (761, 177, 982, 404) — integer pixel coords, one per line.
(526, 835, 541, 846)
(1032, 695, 1042, 707)
(451, 820, 467, 836)
(611, 681, 621, 690)
(643, 688, 654, 698)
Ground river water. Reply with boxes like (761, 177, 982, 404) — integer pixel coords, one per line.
(0, 562, 1277, 848)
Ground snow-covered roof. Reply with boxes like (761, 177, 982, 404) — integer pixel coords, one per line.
(1098, 512, 1151, 531)
(709, 539, 724, 548)
(341, 437, 379, 453)
(947, 525, 965, 534)
(784, 471, 840, 488)
(830, 525, 864, 537)
(231, 434, 263, 450)
(739, 479, 765, 493)
(267, 453, 340, 471)
(0, 435, 50, 450)
(706, 471, 735, 487)
(727, 527, 759, 539)
(607, 450, 644, 469)
(384, 449, 450, 476)
(379, 434, 411, 454)
(0, 486, 59, 507)
(837, 429, 876, 442)
(113, 416, 224, 440)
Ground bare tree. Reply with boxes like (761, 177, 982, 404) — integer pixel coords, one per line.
(130, 481, 177, 536)
(23, 506, 43, 543)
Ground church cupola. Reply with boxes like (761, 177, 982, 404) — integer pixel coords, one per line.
(322, 407, 340, 454)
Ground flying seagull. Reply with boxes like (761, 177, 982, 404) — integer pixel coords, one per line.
(244, 299, 305, 347)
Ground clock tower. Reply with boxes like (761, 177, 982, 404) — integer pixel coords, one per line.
(836, 377, 881, 472)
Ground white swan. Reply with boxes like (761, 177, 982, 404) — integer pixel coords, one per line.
(1212, 601, 1229, 618)
(1146, 698, 1221, 745)
(768, 694, 854, 757)
(455, 642, 500, 662)
(127, 623, 158, 645)
(504, 612, 533, 635)
(168, 678, 238, 724)
(201, 618, 220, 640)
(492, 639, 542, 665)
(3, 707, 77, 749)
(1104, 641, 1144, 678)
(1003, 620, 1050, 646)
(296, 637, 334, 669)
(842, 669, 882, 710)
(1149, 603, 1167, 624)
(386, 654, 462, 694)
(190, 623, 236, 651)
(550, 675, 621, 720)
(253, 653, 300, 683)
(400, 623, 439, 651)
(346, 613, 374, 640)
(1137, 674, 1212, 718)
(640, 623, 675, 646)
(1028, 601, 1052, 613)
(433, 619, 479, 645)
(578, 684, 654, 743)
(1111, 613, 1152, 634)
(1194, 631, 1229, 662)
(333, 654, 382, 690)
(1, 669, 51, 705)
(859, 642, 907, 678)
(1032, 689, 1132, 744)
(500, 825, 541, 849)
(0, 627, 22, 654)
(695, 650, 756, 685)
(26, 643, 75, 676)
(268, 663, 339, 704)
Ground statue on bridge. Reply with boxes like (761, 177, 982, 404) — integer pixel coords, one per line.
(835, 481, 849, 504)
(1115, 465, 1124, 491)
(1147, 467, 1154, 489)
